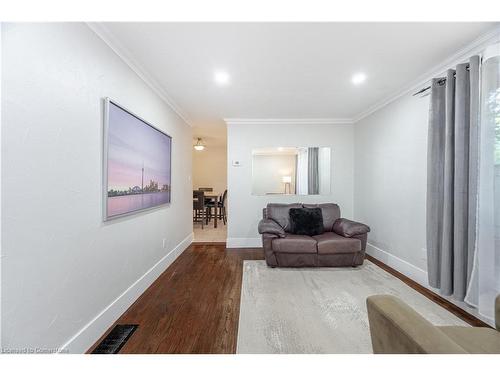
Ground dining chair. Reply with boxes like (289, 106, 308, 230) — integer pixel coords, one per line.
(220, 189, 228, 225)
(193, 190, 209, 228)
(207, 189, 228, 225)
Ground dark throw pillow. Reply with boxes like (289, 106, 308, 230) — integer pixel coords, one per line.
(289, 207, 324, 236)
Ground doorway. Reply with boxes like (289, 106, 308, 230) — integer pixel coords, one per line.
(192, 131, 228, 243)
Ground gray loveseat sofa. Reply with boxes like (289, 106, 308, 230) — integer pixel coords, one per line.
(258, 203, 370, 268)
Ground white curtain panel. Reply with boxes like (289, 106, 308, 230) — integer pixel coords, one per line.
(465, 43, 500, 325)
(296, 147, 309, 195)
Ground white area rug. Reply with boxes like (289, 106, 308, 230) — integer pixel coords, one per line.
(237, 260, 468, 353)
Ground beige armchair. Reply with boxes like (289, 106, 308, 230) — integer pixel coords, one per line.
(366, 294, 500, 354)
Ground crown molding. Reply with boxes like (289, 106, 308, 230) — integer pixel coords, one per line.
(224, 118, 353, 126)
(86, 22, 193, 127)
(352, 25, 500, 123)
(86, 22, 500, 128)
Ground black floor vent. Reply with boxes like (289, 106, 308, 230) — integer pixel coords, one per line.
(91, 324, 138, 354)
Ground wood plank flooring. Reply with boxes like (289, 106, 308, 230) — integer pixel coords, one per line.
(88, 244, 487, 354)
(88, 243, 263, 354)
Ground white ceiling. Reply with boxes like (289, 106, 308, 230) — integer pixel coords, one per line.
(98, 22, 498, 137)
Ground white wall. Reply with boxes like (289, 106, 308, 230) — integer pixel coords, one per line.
(353, 85, 494, 326)
(0, 22, 3, 349)
(227, 122, 354, 247)
(1, 23, 193, 353)
(354, 93, 430, 282)
(192, 145, 227, 194)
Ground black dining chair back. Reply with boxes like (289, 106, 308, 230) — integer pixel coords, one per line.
(193, 190, 205, 210)
(220, 189, 228, 225)
(193, 190, 207, 229)
(221, 189, 228, 205)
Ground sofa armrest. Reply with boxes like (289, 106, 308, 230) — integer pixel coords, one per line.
(333, 218, 370, 238)
(366, 295, 467, 354)
(258, 219, 286, 238)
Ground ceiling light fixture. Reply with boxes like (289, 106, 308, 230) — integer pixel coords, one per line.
(351, 72, 367, 85)
(194, 138, 205, 151)
(214, 70, 230, 85)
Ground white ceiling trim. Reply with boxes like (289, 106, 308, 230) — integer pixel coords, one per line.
(86, 22, 193, 127)
(224, 118, 353, 126)
(87, 22, 500, 128)
(352, 25, 500, 123)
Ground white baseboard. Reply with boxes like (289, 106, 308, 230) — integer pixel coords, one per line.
(365, 242, 429, 288)
(226, 237, 262, 248)
(59, 232, 194, 353)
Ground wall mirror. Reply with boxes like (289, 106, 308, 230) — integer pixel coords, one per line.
(251, 147, 331, 195)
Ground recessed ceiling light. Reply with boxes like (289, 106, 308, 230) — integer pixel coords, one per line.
(351, 72, 367, 85)
(214, 71, 230, 85)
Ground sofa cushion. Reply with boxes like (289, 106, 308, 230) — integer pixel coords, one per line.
(289, 207, 324, 236)
(303, 203, 340, 231)
(266, 203, 302, 233)
(313, 232, 361, 254)
(272, 234, 318, 254)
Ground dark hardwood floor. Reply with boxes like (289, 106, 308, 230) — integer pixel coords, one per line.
(88, 244, 487, 354)
(88, 243, 263, 354)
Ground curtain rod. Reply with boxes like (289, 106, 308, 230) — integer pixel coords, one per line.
(412, 65, 470, 97)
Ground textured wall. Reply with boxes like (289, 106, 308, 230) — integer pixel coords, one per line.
(1, 23, 193, 352)
(354, 93, 429, 271)
(227, 122, 354, 247)
(192, 145, 227, 194)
